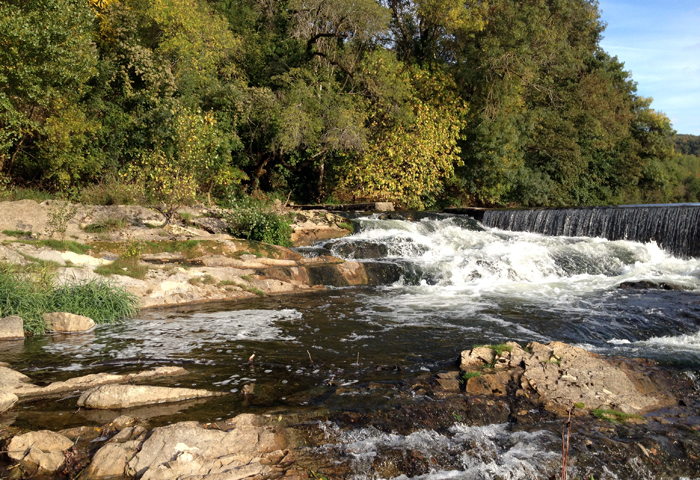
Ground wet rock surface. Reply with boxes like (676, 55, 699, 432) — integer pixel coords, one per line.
(77, 385, 224, 410)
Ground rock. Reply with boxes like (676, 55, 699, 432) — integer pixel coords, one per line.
(77, 385, 223, 409)
(460, 346, 495, 370)
(12, 366, 188, 398)
(7, 430, 74, 472)
(190, 216, 228, 234)
(87, 440, 143, 478)
(436, 378, 461, 392)
(43, 312, 95, 333)
(619, 280, 685, 291)
(331, 241, 389, 259)
(128, 417, 287, 479)
(0, 366, 32, 392)
(0, 315, 24, 339)
(0, 392, 18, 413)
(141, 252, 188, 264)
(111, 415, 138, 431)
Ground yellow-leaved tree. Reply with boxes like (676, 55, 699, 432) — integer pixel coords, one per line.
(337, 60, 466, 209)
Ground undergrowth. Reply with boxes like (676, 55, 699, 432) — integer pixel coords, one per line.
(9, 239, 91, 255)
(222, 196, 293, 247)
(592, 408, 643, 424)
(0, 262, 138, 335)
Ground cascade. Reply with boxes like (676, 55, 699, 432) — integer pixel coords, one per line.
(480, 204, 700, 258)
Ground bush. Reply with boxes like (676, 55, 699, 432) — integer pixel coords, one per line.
(222, 197, 293, 247)
(0, 263, 138, 335)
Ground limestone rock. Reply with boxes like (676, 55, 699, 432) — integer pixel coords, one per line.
(0, 315, 24, 339)
(86, 440, 142, 478)
(7, 430, 74, 472)
(43, 312, 95, 333)
(77, 385, 223, 409)
(460, 346, 495, 369)
(0, 392, 18, 413)
(0, 366, 31, 392)
(128, 417, 287, 479)
(190, 216, 228, 234)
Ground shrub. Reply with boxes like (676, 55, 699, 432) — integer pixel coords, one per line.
(222, 197, 293, 247)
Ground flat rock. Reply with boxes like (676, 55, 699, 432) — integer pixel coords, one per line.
(128, 416, 287, 479)
(43, 312, 95, 332)
(77, 385, 223, 409)
(12, 366, 188, 398)
(7, 430, 74, 472)
(460, 341, 675, 416)
(190, 216, 228, 234)
(0, 315, 24, 339)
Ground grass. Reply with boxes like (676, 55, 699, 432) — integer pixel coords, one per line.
(0, 262, 138, 335)
(338, 222, 354, 232)
(1, 188, 55, 202)
(95, 257, 149, 280)
(9, 239, 91, 255)
(179, 212, 195, 224)
(2, 230, 32, 237)
(83, 216, 129, 233)
(460, 371, 482, 383)
(188, 275, 217, 286)
(592, 408, 643, 424)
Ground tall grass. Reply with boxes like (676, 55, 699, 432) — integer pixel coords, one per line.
(0, 263, 138, 335)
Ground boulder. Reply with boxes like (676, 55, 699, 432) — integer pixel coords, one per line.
(0, 315, 24, 339)
(43, 312, 95, 333)
(459, 341, 675, 416)
(128, 415, 287, 479)
(77, 385, 223, 409)
(0, 392, 18, 413)
(86, 441, 143, 478)
(7, 430, 74, 473)
(190, 216, 228, 234)
(0, 366, 31, 393)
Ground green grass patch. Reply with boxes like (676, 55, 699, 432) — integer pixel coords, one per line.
(488, 344, 513, 356)
(338, 222, 354, 232)
(247, 286, 265, 296)
(460, 371, 482, 383)
(218, 280, 237, 286)
(2, 230, 32, 237)
(95, 257, 149, 279)
(0, 263, 138, 335)
(1, 188, 55, 202)
(592, 408, 643, 424)
(12, 239, 91, 255)
(83, 217, 129, 233)
(179, 212, 195, 224)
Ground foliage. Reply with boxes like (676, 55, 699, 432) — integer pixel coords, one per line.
(592, 408, 643, 424)
(0, 0, 690, 209)
(460, 371, 482, 382)
(45, 201, 78, 239)
(0, 262, 138, 335)
(83, 216, 129, 233)
(223, 197, 293, 246)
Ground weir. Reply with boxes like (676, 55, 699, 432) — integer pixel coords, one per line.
(467, 204, 700, 258)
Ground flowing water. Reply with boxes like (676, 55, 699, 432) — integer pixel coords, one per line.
(3, 214, 700, 479)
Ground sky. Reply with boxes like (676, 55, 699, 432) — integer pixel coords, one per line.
(597, 0, 700, 135)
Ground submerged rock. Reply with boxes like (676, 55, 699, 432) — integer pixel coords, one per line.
(7, 430, 74, 473)
(43, 312, 95, 332)
(0, 315, 24, 339)
(77, 384, 223, 409)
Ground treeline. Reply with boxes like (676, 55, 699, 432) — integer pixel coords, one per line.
(0, 0, 697, 208)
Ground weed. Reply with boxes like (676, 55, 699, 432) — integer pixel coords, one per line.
(2, 230, 32, 237)
(338, 222, 354, 232)
(241, 275, 253, 282)
(247, 286, 265, 296)
(95, 257, 149, 280)
(45, 201, 78, 239)
(2, 188, 55, 202)
(460, 371, 482, 383)
(592, 408, 643, 424)
(15, 239, 91, 255)
(201, 274, 217, 285)
(188, 277, 201, 285)
(488, 344, 513, 356)
(218, 280, 237, 286)
(83, 216, 129, 233)
(179, 212, 195, 224)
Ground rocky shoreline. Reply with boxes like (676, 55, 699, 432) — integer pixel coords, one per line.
(1, 340, 699, 479)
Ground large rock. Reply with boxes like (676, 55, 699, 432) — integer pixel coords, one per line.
(12, 366, 188, 398)
(77, 384, 223, 409)
(43, 312, 95, 332)
(86, 441, 143, 478)
(7, 430, 74, 472)
(128, 415, 287, 479)
(460, 341, 676, 416)
(0, 392, 18, 413)
(0, 366, 31, 393)
(0, 315, 24, 339)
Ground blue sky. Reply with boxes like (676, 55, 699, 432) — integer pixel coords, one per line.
(598, 0, 700, 135)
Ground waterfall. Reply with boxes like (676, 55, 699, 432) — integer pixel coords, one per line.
(480, 205, 700, 258)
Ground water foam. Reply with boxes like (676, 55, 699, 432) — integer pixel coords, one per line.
(42, 309, 301, 364)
